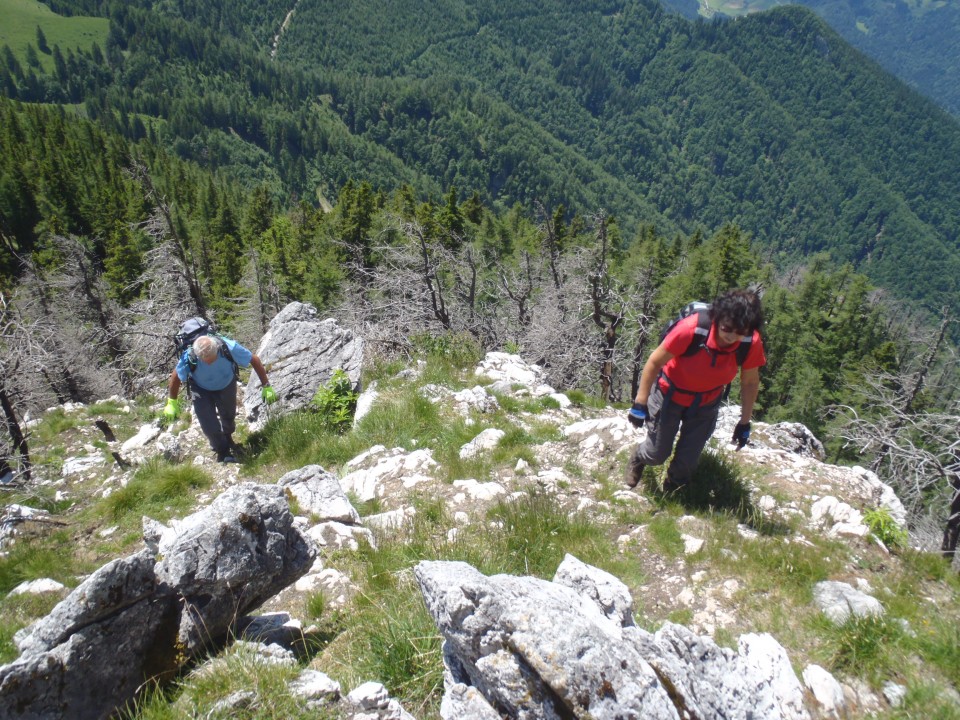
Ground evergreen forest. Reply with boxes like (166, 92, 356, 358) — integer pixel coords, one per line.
(0, 0, 958, 543)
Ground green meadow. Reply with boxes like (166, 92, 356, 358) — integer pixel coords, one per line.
(0, 0, 108, 70)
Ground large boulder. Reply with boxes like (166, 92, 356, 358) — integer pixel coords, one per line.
(0, 484, 314, 720)
(415, 558, 812, 720)
(244, 301, 364, 430)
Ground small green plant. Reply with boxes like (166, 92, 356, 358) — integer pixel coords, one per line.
(306, 590, 327, 621)
(863, 507, 908, 549)
(311, 369, 359, 433)
(647, 514, 685, 557)
(818, 613, 904, 682)
(409, 331, 482, 368)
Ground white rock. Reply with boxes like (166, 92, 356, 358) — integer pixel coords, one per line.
(9, 578, 66, 596)
(288, 669, 341, 701)
(452, 479, 507, 501)
(365, 507, 416, 532)
(682, 534, 705, 555)
(353, 382, 378, 428)
(62, 455, 105, 477)
(120, 424, 162, 453)
(803, 664, 846, 718)
(459, 428, 506, 459)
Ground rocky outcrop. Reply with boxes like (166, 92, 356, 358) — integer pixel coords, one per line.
(0, 484, 313, 720)
(244, 301, 364, 430)
(415, 556, 812, 720)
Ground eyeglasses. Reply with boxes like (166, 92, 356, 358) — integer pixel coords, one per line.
(718, 323, 747, 336)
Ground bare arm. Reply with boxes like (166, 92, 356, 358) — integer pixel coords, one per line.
(739, 366, 760, 424)
(250, 355, 270, 387)
(635, 344, 675, 405)
(168, 370, 181, 400)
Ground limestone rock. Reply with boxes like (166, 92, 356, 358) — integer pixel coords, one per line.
(416, 558, 812, 720)
(813, 580, 885, 624)
(244, 301, 364, 430)
(1, 484, 313, 720)
(277, 464, 360, 524)
(459, 428, 506, 459)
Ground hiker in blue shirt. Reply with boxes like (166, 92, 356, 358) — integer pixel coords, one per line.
(163, 335, 277, 463)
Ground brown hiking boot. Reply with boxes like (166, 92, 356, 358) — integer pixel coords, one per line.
(625, 457, 645, 488)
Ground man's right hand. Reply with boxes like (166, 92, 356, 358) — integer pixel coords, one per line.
(627, 402, 648, 428)
(162, 398, 180, 422)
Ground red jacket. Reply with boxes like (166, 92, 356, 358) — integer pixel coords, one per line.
(659, 314, 766, 407)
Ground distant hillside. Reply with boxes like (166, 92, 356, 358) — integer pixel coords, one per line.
(3, 0, 960, 319)
(667, 0, 960, 117)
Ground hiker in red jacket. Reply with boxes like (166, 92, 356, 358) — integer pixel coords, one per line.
(625, 289, 766, 491)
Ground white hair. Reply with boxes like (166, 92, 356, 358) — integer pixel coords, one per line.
(192, 335, 219, 361)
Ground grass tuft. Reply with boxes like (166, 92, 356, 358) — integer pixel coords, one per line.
(102, 459, 212, 524)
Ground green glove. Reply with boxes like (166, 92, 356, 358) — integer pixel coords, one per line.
(162, 397, 180, 422)
(261, 385, 278, 404)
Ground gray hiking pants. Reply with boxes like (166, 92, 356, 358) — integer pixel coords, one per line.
(630, 385, 720, 485)
(190, 381, 238, 457)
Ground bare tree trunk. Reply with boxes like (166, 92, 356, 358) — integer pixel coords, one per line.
(942, 477, 960, 560)
(0, 386, 30, 482)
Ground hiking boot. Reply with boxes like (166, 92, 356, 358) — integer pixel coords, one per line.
(625, 457, 645, 488)
(218, 453, 239, 464)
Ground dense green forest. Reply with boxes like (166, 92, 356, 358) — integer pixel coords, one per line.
(2, 0, 960, 323)
(667, 0, 960, 118)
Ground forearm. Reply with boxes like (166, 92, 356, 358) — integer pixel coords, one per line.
(168, 371, 181, 400)
(739, 378, 760, 423)
(635, 346, 673, 405)
(250, 356, 270, 387)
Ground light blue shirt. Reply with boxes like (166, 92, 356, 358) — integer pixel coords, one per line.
(176, 337, 253, 391)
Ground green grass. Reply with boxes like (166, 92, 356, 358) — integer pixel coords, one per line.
(126, 645, 326, 720)
(0, 531, 79, 594)
(815, 613, 907, 684)
(646, 513, 685, 558)
(101, 458, 213, 525)
(484, 488, 612, 578)
(0, 0, 109, 70)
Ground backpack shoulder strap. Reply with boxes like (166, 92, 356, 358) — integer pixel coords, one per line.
(681, 309, 712, 357)
(735, 333, 753, 366)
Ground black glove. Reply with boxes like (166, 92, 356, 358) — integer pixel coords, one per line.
(733, 421, 751, 448)
(627, 403, 648, 429)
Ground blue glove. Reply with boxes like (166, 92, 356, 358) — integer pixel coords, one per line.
(627, 403, 648, 429)
(733, 421, 751, 448)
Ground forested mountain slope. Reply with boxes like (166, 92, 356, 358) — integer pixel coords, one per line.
(667, 0, 960, 118)
(2, 0, 960, 318)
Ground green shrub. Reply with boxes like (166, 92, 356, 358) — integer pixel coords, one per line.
(410, 331, 482, 368)
(863, 507, 908, 549)
(311, 369, 359, 433)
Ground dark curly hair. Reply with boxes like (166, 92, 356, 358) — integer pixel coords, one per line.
(709, 289, 763, 334)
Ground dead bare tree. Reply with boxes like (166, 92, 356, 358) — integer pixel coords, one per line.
(834, 369, 960, 564)
(118, 238, 205, 392)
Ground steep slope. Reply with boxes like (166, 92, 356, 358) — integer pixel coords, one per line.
(2, 350, 957, 718)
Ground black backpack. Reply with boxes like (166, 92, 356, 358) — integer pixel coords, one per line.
(174, 317, 239, 377)
(660, 301, 752, 366)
